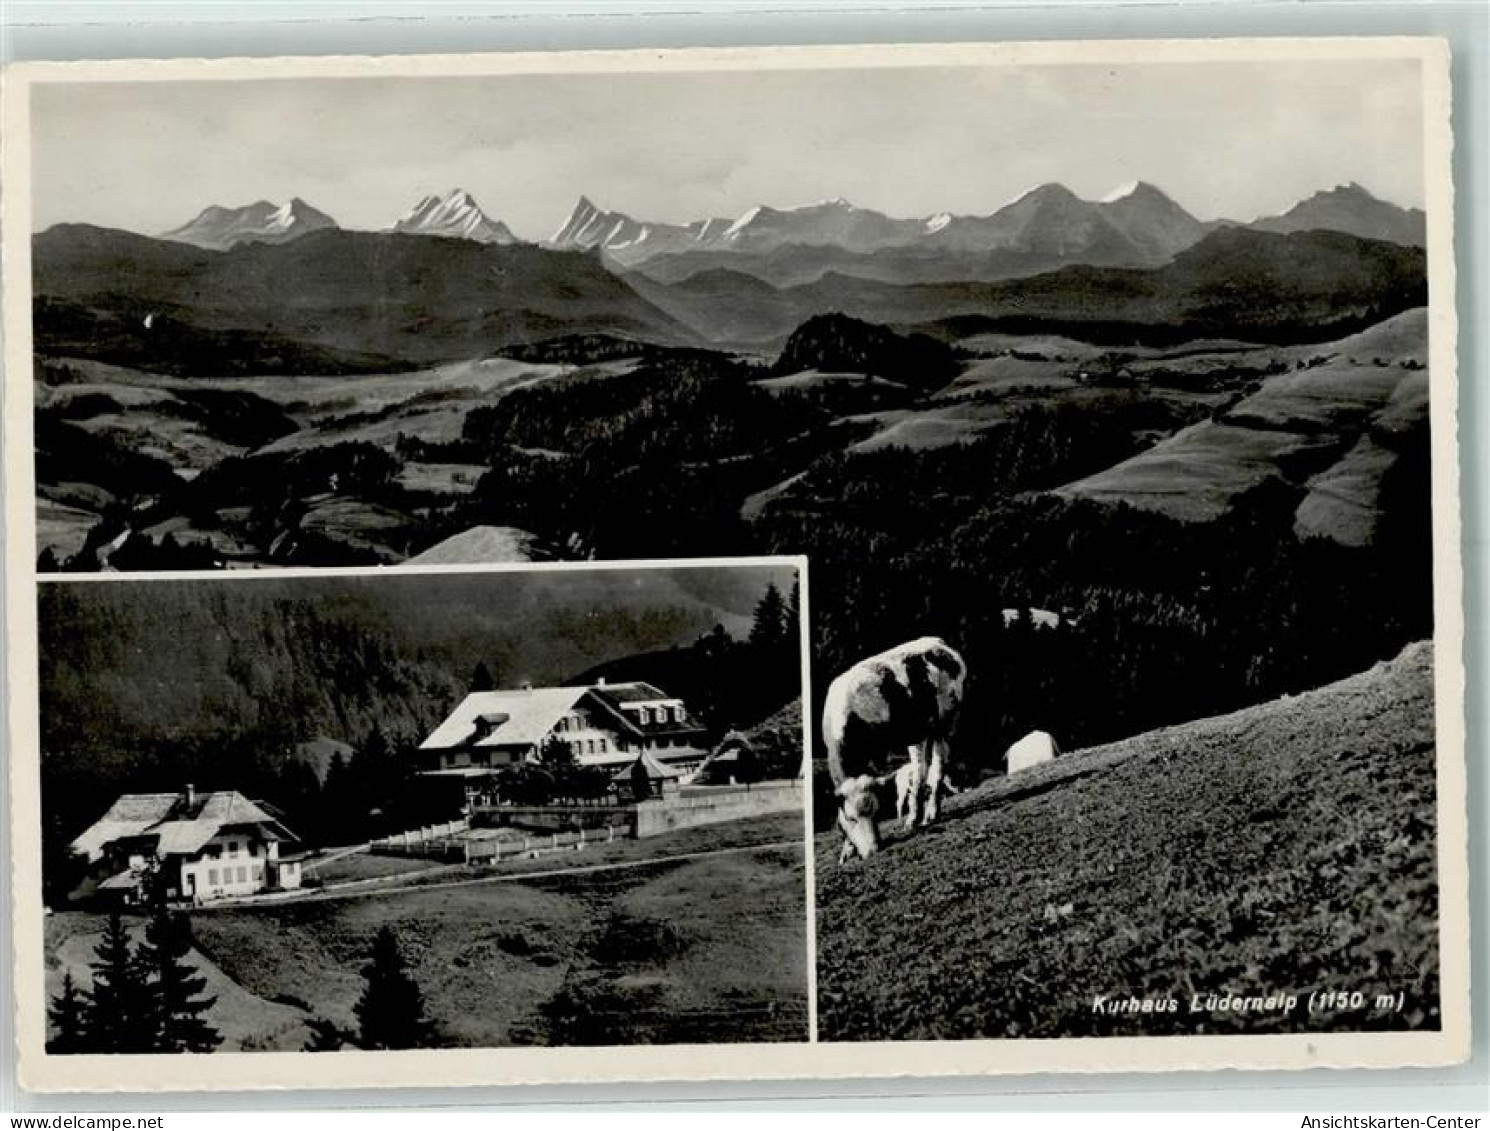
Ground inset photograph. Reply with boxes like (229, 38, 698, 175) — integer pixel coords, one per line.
(37, 560, 809, 1052)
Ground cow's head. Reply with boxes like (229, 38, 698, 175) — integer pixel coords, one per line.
(835, 774, 882, 860)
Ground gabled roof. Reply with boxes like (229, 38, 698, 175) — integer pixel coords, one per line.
(611, 749, 688, 782)
(71, 790, 296, 860)
(420, 687, 590, 751)
(422, 680, 710, 754)
(594, 681, 677, 705)
(70, 793, 179, 860)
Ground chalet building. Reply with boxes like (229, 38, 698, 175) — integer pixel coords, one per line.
(70, 785, 303, 904)
(418, 679, 711, 786)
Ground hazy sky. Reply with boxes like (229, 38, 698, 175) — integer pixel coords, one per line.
(29, 58, 1425, 239)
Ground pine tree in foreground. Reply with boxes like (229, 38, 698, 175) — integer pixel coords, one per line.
(46, 971, 89, 1054)
(354, 926, 436, 1050)
(85, 910, 156, 1053)
(138, 885, 221, 1053)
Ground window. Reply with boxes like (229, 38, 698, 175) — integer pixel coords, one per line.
(227, 841, 238, 857)
(237, 866, 247, 883)
(672, 707, 682, 723)
(208, 869, 218, 885)
(599, 738, 608, 752)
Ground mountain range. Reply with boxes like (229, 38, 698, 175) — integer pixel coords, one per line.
(33, 218, 1425, 370)
(152, 182, 1424, 273)
(552, 182, 1215, 270)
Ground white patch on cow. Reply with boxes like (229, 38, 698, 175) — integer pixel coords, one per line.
(1005, 729, 1059, 774)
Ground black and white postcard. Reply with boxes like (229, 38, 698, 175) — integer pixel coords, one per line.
(1, 37, 1468, 1090)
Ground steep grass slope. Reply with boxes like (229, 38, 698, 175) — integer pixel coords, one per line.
(816, 642, 1440, 1041)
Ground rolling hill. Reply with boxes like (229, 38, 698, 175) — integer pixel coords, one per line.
(32, 224, 697, 373)
(816, 640, 1440, 1040)
(1057, 307, 1429, 538)
(636, 228, 1426, 348)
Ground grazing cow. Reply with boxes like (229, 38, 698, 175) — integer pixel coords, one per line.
(1004, 729, 1059, 775)
(822, 636, 966, 862)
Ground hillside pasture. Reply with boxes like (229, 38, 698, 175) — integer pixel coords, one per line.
(1058, 419, 1340, 522)
(815, 642, 1439, 1041)
(394, 461, 487, 497)
(197, 836, 806, 1048)
(848, 402, 1015, 453)
(755, 369, 906, 393)
(35, 499, 99, 561)
(936, 354, 1079, 396)
(1293, 435, 1400, 546)
(1056, 312, 1428, 532)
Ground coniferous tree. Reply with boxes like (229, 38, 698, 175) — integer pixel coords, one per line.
(323, 749, 354, 843)
(749, 583, 788, 656)
(85, 910, 156, 1053)
(470, 661, 496, 692)
(354, 926, 435, 1050)
(137, 870, 220, 1053)
(46, 971, 89, 1054)
(303, 1015, 349, 1052)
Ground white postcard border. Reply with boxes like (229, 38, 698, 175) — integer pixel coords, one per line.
(1, 35, 1469, 1092)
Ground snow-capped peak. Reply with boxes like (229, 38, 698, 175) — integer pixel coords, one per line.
(159, 196, 336, 250)
(393, 188, 515, 244)
(267, 201, 298, 231)
(724, 205, 763, 239)
(552, 196, 607, 244)
(1100, 180, 1142, 204)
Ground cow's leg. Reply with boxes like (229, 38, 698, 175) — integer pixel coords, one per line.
(904, 742, 928, 830)
(922, 739, 948, 825)
(894, 769, 911, 824)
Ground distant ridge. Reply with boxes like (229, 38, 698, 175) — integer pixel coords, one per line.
(32, 224, 697, 372)
(1249, 182, 1425, 246)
